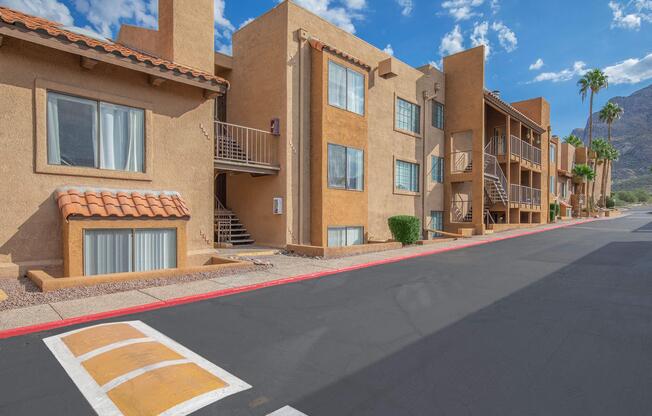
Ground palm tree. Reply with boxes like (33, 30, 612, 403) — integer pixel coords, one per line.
(578, 69, 609, 147)
(578, 69, 609, 210)
(590, 138, 611, 207)
(600, 143, 619, 207)
(572, 163, 595, 215)
(563, 134, 584, 148)
(598, 102, 623, 207)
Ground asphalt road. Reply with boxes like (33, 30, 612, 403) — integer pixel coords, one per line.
(1, 208, 652, 416)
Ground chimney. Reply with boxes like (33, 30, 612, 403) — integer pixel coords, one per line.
(158, 0, 215, 73)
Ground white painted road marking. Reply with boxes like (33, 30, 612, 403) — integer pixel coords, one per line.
(44, 320, 251, 416)
(267, 406, 309, 415)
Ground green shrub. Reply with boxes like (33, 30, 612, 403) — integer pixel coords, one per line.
(606, 195, 616, 209)
(388, 215, 421, 245)
(549, 203, 560, 221)
(616, 191, 636, 203)
(634, 189, 650, 203)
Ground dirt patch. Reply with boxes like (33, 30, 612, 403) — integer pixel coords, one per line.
(0, 264, 269, 311)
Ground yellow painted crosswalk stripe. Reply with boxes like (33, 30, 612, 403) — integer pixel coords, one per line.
(44, 321, 251, 415)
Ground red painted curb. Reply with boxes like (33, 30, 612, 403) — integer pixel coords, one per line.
(0, 218, 599, 340)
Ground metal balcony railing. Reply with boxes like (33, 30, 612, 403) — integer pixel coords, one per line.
(510, 184, 542, 206)
(451, 195, 472, 223)
(486, 136, 507, 156)
(510, 135, 541, 166)
(215, 121, 278, 167)
(450, 151, 473, 174)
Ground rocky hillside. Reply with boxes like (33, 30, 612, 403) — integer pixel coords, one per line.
(571, 83, 652, 190)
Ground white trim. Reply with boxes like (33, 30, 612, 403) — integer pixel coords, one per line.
(43, 320, 251, 416)
(267, 406, 309, 416)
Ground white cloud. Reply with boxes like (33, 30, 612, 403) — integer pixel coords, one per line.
(531, 61, 587, 83)
(428, 60, 441, 70)
(470, 21, 490, 57)
(529, 58, 544, 70)
(343, 0, 366, 10)
(238, 17, 254, 29)
(73, 0, 157, 38)
(490, 0, 499, 14)
(491, 21, 517, 52)
(439, 24, 465, 56)
(609, 0, 652, 29)
(604, 52, 652, 84)
(396, 0, 413, 16)
(285, 0, 365, 33)
(609, 1, 641, 29)
(441, 0, 484, 21)
(0, 0, 74, 25)
(383, 44, 394, 55)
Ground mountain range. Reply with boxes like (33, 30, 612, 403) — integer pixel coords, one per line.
(571, 83, 652, 191)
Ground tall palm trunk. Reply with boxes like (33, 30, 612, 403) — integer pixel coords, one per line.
(587, 92, 595, 211)
(600, 123, 612, 207)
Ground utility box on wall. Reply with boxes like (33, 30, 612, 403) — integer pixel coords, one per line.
(273, 197, 283, 215)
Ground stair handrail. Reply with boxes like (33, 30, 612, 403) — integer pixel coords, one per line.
(483, 152, 508, 204)
(451, 195, 472, 223)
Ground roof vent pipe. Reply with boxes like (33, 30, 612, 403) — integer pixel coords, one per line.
(492, 90, 501, 98)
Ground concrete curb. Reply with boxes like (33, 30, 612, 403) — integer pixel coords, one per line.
(0, 218, 601, 339)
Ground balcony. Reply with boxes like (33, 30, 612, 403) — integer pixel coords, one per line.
(510, 184, 542, 207)
(215, 121, 280, 175)
(510, 135, 541, 166)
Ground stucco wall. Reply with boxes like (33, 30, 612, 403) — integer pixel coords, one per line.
(0, 38, 215, 268)
(310, 49, 369, 246)
(224, 3, 289, 247)
(286, 2, 445, 241)
(443, 46, 486, 234)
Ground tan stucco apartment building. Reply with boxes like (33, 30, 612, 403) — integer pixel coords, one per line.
(216, 1, 446, 249)
(0, 0, 578, 282)
(0, 0, 225, 279)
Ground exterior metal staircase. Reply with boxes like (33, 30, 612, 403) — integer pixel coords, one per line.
(484, 141, 508, 205)
(214, 200, 254, 245)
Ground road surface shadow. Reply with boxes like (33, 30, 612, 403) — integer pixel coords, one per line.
(292, 241, 652, 416)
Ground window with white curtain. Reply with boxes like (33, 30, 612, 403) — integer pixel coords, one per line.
(327, 226, 364, 247)
(328, 61, 365, 115)
(328, 143, 364, 191)
(396, 98, 421, 134)
(395, 160, 420, 192)
(84, 228, 176, 276)
(47, 92, 144, 173)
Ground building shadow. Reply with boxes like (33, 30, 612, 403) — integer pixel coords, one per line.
(286, 241, 652, 416)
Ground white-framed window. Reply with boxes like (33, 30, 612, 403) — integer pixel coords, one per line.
(83, 228, 176, 276)
(328, 60, 365, 115)
(550, 175, 557, 194)
(328, 144, 364, 191)
(430, 211, 443, 237)
(47, 92, 145, 172)
(396, 98, 421, 134)
(550, 145, 556, 163)
(431, 156, 444, 183)
(327, 226, 364, 247)
(560, 181, 568, 198)
(432, 101, 444, 130)
(395, 160, 420, 192)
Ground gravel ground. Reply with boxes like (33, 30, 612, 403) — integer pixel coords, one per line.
(0, 264, 269, 311)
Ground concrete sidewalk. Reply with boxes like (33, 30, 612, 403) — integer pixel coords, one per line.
(0, 218, 604, 332)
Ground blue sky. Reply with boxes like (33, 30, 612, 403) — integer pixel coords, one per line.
(2, 0, 651, 135)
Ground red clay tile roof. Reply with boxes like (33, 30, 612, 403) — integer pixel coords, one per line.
(0, 6, 227, 87)
(56, 188, 190, 221)
(308, 37, 371, 71)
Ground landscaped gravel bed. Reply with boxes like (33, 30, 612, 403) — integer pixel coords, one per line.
(0, 264, 269, 311)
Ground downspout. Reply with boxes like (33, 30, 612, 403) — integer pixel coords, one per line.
(296, 29, 308, 245)
(422, 91, 428, 240)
